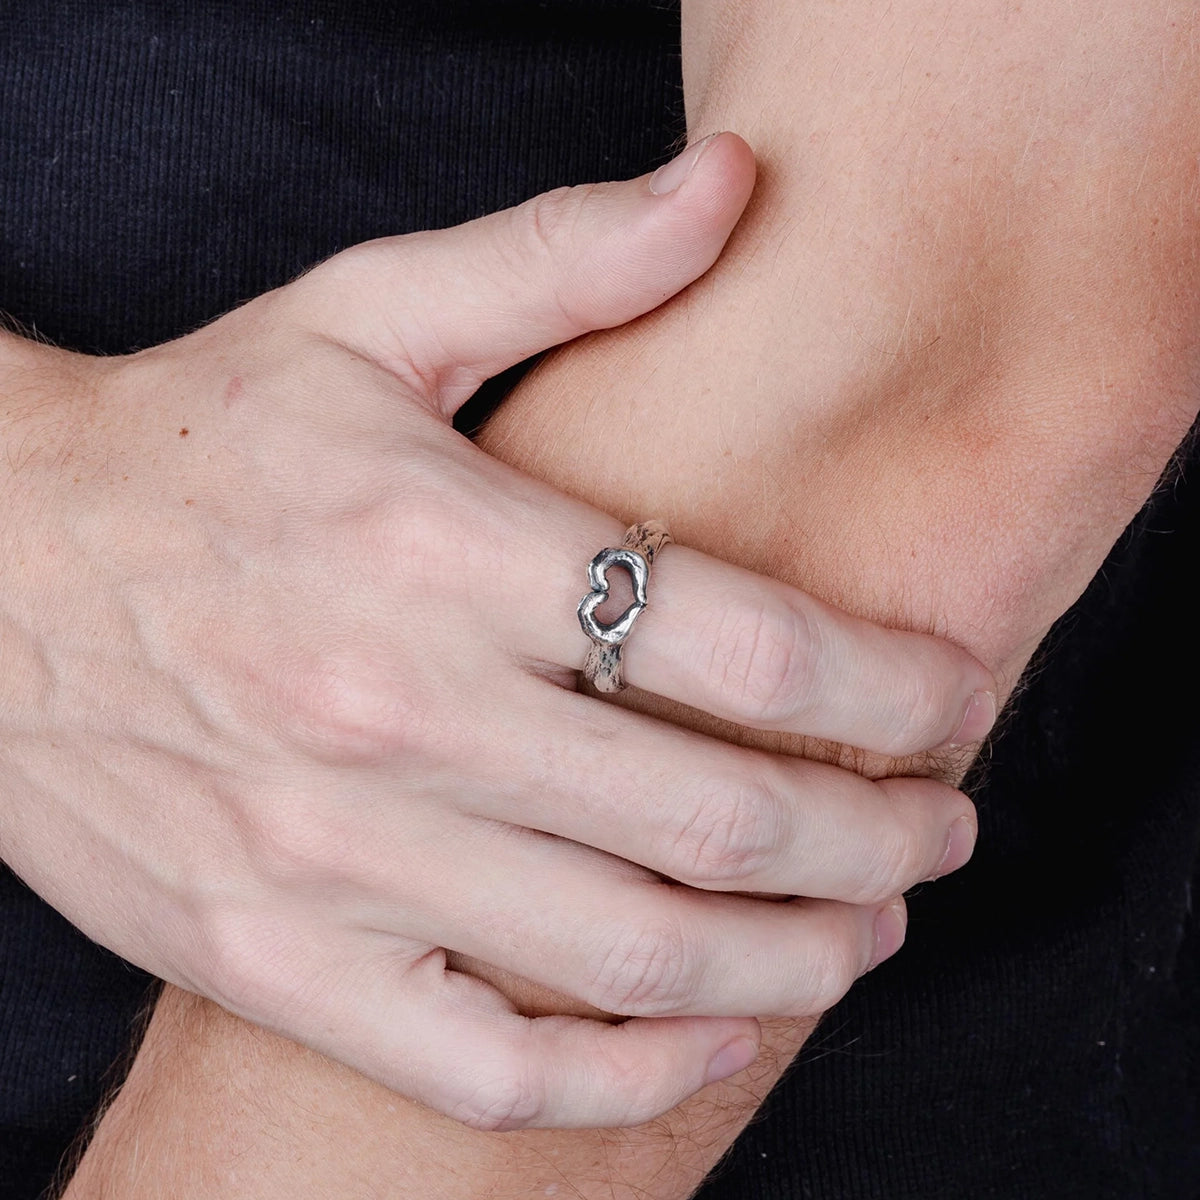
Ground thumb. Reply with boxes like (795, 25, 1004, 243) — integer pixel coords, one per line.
(299, 133, 756, 416)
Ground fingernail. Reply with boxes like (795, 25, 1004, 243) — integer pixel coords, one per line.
(868, 900, 908, 972)
(704, 1035, 759, 1085)
(649, 132, 722, 195)
(931, 815, 976, 880)
(946, 689, 997, 748)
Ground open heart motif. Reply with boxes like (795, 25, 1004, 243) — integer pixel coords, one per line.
(577, 547, 651, 646)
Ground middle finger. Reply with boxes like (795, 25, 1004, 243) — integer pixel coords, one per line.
(465, 676, 975, 906)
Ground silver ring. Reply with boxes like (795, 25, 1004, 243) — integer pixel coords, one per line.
(578, 520, 672, 693)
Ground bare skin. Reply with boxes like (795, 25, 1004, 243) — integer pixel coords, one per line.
(6, 139, 982, 1188)
(55, 0, 1200, 1196)
(6, 138, 990, 1131)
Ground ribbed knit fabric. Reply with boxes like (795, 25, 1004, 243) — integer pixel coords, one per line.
(2, 4, 1198, 1198)
(701, 456, 1200, 1197)
(0, 0, 682, 356)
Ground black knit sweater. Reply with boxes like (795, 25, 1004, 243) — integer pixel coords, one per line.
(2, 4, 1197, 1197)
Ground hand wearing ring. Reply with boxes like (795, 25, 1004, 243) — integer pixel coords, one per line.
(2, 135, 994, 1133)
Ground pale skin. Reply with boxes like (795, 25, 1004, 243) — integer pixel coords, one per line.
(5, 143, 983, 1188)
(3, 151, 983, 1130)
(29, 0, 1200, 1195)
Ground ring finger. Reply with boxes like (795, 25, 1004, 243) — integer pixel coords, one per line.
(487, 478, 996, 757)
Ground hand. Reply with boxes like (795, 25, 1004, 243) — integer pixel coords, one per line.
(0, 133, 992, 1131)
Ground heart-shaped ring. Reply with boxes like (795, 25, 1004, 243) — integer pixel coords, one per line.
(578, 547, 651, 646)
(577, 520, 671, 693)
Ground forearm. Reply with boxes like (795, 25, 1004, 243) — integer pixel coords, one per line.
(656, 0, 1200, 695)
(63, 2, 1200, 1197)
(65, 988, 804, 1198)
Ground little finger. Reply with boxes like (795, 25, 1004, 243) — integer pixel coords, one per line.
(288, 944, 763, 1131)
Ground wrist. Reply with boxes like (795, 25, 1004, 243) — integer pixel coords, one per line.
(0, 332, 110, 509)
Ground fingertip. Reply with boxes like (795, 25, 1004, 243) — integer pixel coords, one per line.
(606, 1014, 762, 1123)
(649, 131, 756, 231)
(704, 1031, 761, 1086)
(704, 130, 758, 200)
(648, 133, 722, 195)
(650, 131, 755, 197)
(931, 812, 978, 880)
(867, 897, 908, 972)
(885, 637, 998, 757)
(943, 687, 998, 749)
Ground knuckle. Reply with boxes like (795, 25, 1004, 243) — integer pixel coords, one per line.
(352, 470, 468, 594)
(590, 918, 694, 1016)
(881, 669, 951, 757)
(511, 185, 601, 329)
(273, 653, 417, 765)
(448, 1065, 543, 1132)
(291, 241, 372, 315)
(799, 932, 863, 1015)
(522, 185, 590, 257)
(348, 467, 503, 616)
(308, 237, 376, 283)
(240, 793, 352, 889)
(851, 818, 929, 904)
(193, 906, 288, 1019)
(840, 781, 938, 902)
(706, 596, 818, 726)
(668, 779, 781, 887)
(259, 475, 482, 767)
(594, 1048, 680, 1127)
